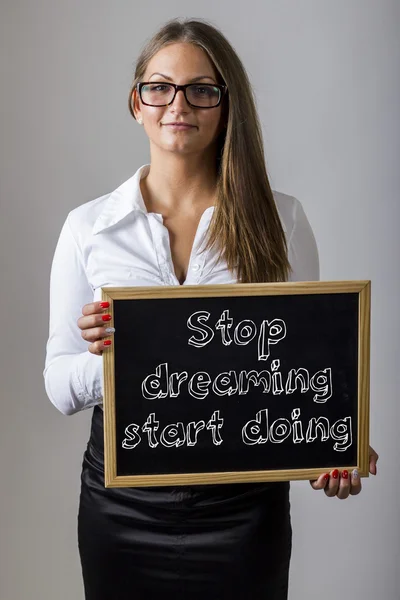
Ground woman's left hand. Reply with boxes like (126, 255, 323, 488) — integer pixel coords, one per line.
(309, 446, 379, 499)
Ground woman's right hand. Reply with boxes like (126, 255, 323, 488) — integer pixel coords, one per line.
(77, 301, 115, 355)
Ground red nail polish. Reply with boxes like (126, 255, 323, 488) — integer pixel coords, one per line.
(323, 474, 330, 481)
(342, 470, 349, 479)
(332, 469, 339, 479)
(102, 314, 112, 322)
(103, 340, 112, 346)
(100, 301, 110, 308)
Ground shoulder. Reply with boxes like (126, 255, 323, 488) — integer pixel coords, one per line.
(65, 192, 111, 242)
(272, 190, 301, 236)
(272, 190, 319, 281)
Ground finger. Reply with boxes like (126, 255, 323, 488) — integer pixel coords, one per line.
(88, 338, 113, 356)
(324, 469, 340, 497)
(310, 473, 330, 490)
(369, 445, 379, 460)
(369, 446, 379, 475)
(81, 325, 115, 343)
(81, 301, 110, 316)
(77, 311, 113, 332)
(336, 469, 351, 500)
(350, 469, 362, 495)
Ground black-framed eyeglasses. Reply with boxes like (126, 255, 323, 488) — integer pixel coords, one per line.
(137, 82, 227, 108)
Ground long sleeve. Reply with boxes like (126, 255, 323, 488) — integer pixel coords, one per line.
(43, 215, 103, 416)
(287, 198, 320, 282)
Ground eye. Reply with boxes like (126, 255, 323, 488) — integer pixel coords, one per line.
(194, 86, 212, 95)
(143, 84, 171, 93)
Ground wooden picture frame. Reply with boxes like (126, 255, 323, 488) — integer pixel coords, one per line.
(102, 280, 370, 488)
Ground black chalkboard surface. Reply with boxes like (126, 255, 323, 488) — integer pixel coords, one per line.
(102, 281, 370, 488)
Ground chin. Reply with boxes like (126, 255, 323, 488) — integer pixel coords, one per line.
(158, 141, 198, 153)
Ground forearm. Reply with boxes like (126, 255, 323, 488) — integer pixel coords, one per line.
(44, 214, 103, 416)
(44, 350, 103, 416)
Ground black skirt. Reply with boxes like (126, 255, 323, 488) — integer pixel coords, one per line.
(78, 406, 292, 600)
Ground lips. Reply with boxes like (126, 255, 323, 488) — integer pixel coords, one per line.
(163, 122, 195, 127)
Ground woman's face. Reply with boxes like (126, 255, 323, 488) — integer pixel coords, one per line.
(133, 42, 225, 157)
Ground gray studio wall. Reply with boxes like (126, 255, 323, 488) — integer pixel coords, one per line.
(1, 1, 399, 598)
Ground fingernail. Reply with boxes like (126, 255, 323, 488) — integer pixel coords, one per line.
(100, 301, 110, 308)
(332, 469, 339, 479)
(352, 469, 359, 479)
(102, 314, 112, 322)
(103, 340, 112, 346)
(342, 470, 349, 479)
(104, 327, 115, 334)
(323, 473, 330, 481)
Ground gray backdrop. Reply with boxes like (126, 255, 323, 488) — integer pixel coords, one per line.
(1, 1, 399, 598)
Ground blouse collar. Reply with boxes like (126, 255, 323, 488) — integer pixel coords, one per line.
(92, 164, 150, 235)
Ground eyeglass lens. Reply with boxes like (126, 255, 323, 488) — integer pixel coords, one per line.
(141, 83, 221, 107)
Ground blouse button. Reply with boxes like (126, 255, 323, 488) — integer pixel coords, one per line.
(192, 263, 200, 272)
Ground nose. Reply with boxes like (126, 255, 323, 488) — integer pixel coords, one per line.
(170, 88, 190, 111)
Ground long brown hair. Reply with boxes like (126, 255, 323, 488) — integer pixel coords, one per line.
(128, 18, 291, 283)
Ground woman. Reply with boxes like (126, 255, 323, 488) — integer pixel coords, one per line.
(44, 18, 378, 599)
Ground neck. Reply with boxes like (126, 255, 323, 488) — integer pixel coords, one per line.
(140, 147, 218, 215)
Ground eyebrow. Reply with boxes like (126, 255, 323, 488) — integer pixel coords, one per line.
(148, 72, 216, 83)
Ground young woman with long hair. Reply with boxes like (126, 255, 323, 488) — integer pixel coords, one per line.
(44, 17, 378, 599)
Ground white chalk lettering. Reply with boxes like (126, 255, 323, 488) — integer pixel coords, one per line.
(169, 371, 188, 397)
(212, 371, 239, 396)
(241, 409, 353, 451)
(142, 363, 169, 400)
(242, 409, 269, 445)
(310, 368, 333, 403)
(142, 412, 159, 448)
(234, 319, 257, 346)
(330, 417, 352, 451)
(187, 311, 287, 362)
(206, 410, 224, 445)
(306, 416, 330, 442)
(271, 359, 284, 395)
(187, 311, 214, 348)
(122, 423, 141, 449)
(186, 420, 206, 446)
(258, 319, 287, 361)
(140, 363, 334, 402)
(238, 370, 271, 395)
(188, 371, 211, 400)
(122, 412, 224, 449)
(215, 309, 233, 345)
(291, 408, 305, 443)
(286, 368, 310, 394)
(160, 423, 186, 448)
(269, 418, 292, 443)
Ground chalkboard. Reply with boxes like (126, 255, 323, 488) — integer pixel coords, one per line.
(102, 281, 370, 488)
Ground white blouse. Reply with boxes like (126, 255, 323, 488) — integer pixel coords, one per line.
(43, 164, 320, 416)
